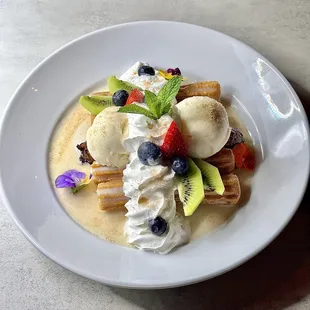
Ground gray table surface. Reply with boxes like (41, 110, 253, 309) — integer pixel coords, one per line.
(1, 1, 309, 309)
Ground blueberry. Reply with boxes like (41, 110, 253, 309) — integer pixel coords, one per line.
(137, 142, 162, 166)
(149, 216, 168, 236)
(167, 67, 182, 76)
(112, 90, 129, 106)
(225, 128, 244, 148)
(171, 157, 189, 176)
(138, 65, 155, 76)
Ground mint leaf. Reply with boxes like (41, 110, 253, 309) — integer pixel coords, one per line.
(158, 76, 182, 115)
(144, 90, 160, 118)
(161, 102, 173, 115)
(118, 104, 157, 120)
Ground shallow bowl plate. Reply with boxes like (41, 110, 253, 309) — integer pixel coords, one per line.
(0, 21, 309, 288)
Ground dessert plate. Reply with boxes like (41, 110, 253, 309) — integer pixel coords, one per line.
(0, 21, 309, 288)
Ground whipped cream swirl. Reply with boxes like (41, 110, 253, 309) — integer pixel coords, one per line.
(123, 114, 190, 254)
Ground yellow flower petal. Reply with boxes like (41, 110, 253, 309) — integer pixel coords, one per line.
(159, 70, 174, 80)
(81, 175, 92, 185)
(159, 69, 186, 81)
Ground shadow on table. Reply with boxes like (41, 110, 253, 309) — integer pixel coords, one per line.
(110, 82, 310, 310)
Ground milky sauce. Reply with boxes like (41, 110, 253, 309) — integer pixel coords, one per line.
(49, 101, 253, 248)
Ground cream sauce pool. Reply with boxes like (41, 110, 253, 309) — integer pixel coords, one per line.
(49, 100, 253, 248)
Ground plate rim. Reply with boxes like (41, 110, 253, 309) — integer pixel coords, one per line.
(0, 20, 309, 289)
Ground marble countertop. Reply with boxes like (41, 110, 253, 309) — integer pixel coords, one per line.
(0, 1, 309, 309)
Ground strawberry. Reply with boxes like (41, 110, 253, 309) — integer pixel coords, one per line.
(126, 89, 144, 105)
(232, 143, 255, 170)
(161, 121, 188, 158)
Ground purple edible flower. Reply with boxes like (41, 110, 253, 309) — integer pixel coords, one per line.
(167, 67, 182, 76)
(55, 169, 86, 189)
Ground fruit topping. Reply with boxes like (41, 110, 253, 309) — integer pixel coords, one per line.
(118, 76, 182, 119)
(161, 121, 188, 158)
(167, 67, 182, 76)
(138, 141, 162, 166)
(176, 159, 204, 216)
(107, 76, 141, 94)
(79, 95, 113, 115)
(171, 157, 189, 176)
(126, 89, 144, 105)
(225, 128, 245, 148)
(194, 159, 225, 195)
(112, 90, 129, 106)
(138, 65, 155, 76)
(148, 216, 168, 236)
(232, 143, 255, 170)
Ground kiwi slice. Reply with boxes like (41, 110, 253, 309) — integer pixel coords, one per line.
(107, 76, 141, 94)
(177, 158, 205, 216)
(79, 95, 113, 115)
(194, 159, 225, 195)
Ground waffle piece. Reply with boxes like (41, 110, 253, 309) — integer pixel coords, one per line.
(91, 162, 124, 184)
(206, 148, 235, 175)
(176, 81, 221, 102)
(204, 174, 241, 205)
(97, 179, 128, 211)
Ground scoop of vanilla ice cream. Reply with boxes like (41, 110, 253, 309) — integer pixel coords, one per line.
(86, 106, 129, 168)
(175, 96, 231, 158)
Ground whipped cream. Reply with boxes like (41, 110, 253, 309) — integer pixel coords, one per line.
(120, 61, 167, 95)
(123, 114, 190, 254)
(119, 62, 190, 254)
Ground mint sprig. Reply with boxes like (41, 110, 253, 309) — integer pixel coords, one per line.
(118, 76, 182, 120)
(158, 76, 182, 115)
(118, 104, 157, 120)
(144, 90, 160, 118)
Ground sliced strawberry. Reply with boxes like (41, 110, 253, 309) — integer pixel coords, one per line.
(161, 121, 188, 158)
(232, 143, 255, 170)
(232, 143, 247, 157)
(126, 89, 144, 105)
(244, 155, 255, 170)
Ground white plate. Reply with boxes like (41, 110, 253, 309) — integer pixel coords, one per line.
(0, 21, 309, 289)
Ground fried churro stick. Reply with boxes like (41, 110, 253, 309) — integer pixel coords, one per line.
(91, 163, 124, 184)
(96, 172, 241, 211)
(206, 148, 235, 175)
(176, 81, 221, 102)
(204, 174, 241, 205)
(97, 179, 128, 211)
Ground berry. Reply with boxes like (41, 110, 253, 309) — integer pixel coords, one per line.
(126, 89, 144, 105)
(172, 157, 189, 176)
(112, 90, 129, 106)
(161, 121, 188, 158)
(225, 128, 244, 148)
(148, 216, 168, 236)
(137, 142, 162, 166)
(138, 65, 155, 76)
(232, 143, 255, 170)
(167, 67, 182, 76)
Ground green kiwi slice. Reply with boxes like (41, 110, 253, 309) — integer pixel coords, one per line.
(79, 95, 113, 115)
(194, 159, 225, 195)
(177, 158, 205, 216)
(107, 76, 141, 94)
